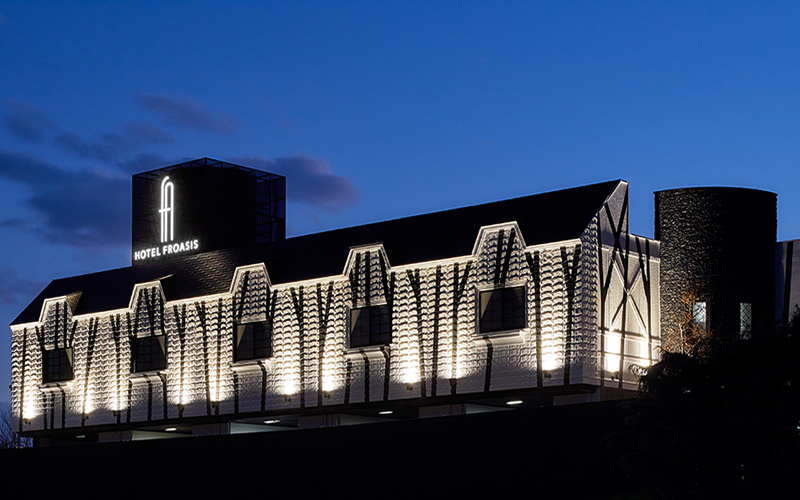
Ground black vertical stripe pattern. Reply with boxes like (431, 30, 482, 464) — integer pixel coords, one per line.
(215, 298, 224, 412)
(407, 269, 427, 398)
(431, 266, 442, 396)
(344, 359, 352, 404)
(617, 235, 630, 390)
(18, 328, 28, 433)
(500, 229, 516, 286)
(81, 317, 100, 426)
(126, 381, 132, 423)
(349, 252, 361, 308)
(236, 271, 250, 322)
(560, 244, 581, 385)
(450, 262, 471, 395)
(484, 338, 493, 392)
(233, 371, 239, 414)
(317, 282, 334, 407)
(146, 380, 153, 421)
(159, 372, 168, 419)
(361, 351, 370, 402)
(382, 348, 390, 401)
(59, 387, 66, 429)
(173, 305, 187, 418)
(290, 287, 306, 408)
(259, 361, 267, 411)
(526, 251, 544, 387)
(636, 237, 653, 367)
(784, 241, 794, 328)
(196, 302, 212, 416)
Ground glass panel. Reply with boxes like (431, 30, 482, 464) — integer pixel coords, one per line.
(740, 303, 752, 339)
(350, 305, 392, 348)
(234, 321, 272, 361)
(692, 302, 707, 330)
(134, 336, 167, 372)
(479, 286, 526, 333)
(43, 348, 73, 383)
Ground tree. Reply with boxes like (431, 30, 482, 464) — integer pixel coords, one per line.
(611, 320, 800, 498)
(661, 288, 711, 358)
(0, 405, 31, 449)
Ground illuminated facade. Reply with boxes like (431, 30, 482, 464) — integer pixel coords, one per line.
(10, 159, 659, 444)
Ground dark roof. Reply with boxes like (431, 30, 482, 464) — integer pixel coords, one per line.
(12, 180, 621, 325)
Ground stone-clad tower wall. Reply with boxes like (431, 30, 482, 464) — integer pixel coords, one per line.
(655, 187, 776, 343)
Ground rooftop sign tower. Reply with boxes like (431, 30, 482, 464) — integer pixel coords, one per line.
(131, 158, 285, 264)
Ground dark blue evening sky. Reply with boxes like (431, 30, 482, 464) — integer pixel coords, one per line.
(2, 1, 800, 403)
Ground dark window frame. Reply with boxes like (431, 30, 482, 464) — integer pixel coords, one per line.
(233, 320, 273, 362)
(349, 304, 392, 348)
(132, 335, 167, 373)
(478, 285, 527, 334)
(43, 347, 73, 383)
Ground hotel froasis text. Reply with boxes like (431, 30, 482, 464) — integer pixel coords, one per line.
(134, 239, 199, 261)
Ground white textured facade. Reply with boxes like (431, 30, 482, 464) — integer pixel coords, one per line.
(10, 180, 659, 439)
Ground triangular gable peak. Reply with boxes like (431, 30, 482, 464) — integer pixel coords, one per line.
(597, 180, 629, 246)
(38, 292, 82, 349)
(230, 263, 272, 323)
(344, 243, 393, 308)
(129, 281, 168, 338)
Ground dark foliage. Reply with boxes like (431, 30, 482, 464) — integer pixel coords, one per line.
(611, 325, 800, 499)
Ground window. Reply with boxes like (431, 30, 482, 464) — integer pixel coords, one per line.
(233, 320, 273, 361)
(692, 301, 707, 331)
(479, 286, 526, 333)
(350, 305, 392, 348)
(740, 302, 753, 339)
(43, 348, 73, 383)
(133, 335, 166, 372)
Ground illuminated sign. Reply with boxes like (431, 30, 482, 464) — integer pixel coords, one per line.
(133, 175, 200, 262)
(134, 239, 199, 261)
(160, 176, 174, 243)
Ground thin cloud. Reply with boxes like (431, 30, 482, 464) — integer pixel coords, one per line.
(3, 101, 58, 143)
(0, 151, 129, 247)
(54, 132, 122, 163)
(0, 268, 44, 306)
(115, 152, 178, 174)
(230, 154, 360, 213)
(123, 121, 175, 145)
(4, 101, 175, 162)
(139, 94, 240, 135)
(53, 125, 174, 163)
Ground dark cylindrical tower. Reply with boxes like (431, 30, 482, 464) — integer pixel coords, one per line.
(655, 187, 776, 345)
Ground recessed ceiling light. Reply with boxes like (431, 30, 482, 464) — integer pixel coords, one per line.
(378, 410, 393, 415)
(506, 400, 523, 406)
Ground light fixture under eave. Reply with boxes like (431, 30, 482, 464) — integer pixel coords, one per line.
(263, 419, 280, 425)
(378, 410, 393, 415)
(506, 400, 523, 406)
(165, 427, 177, 432)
